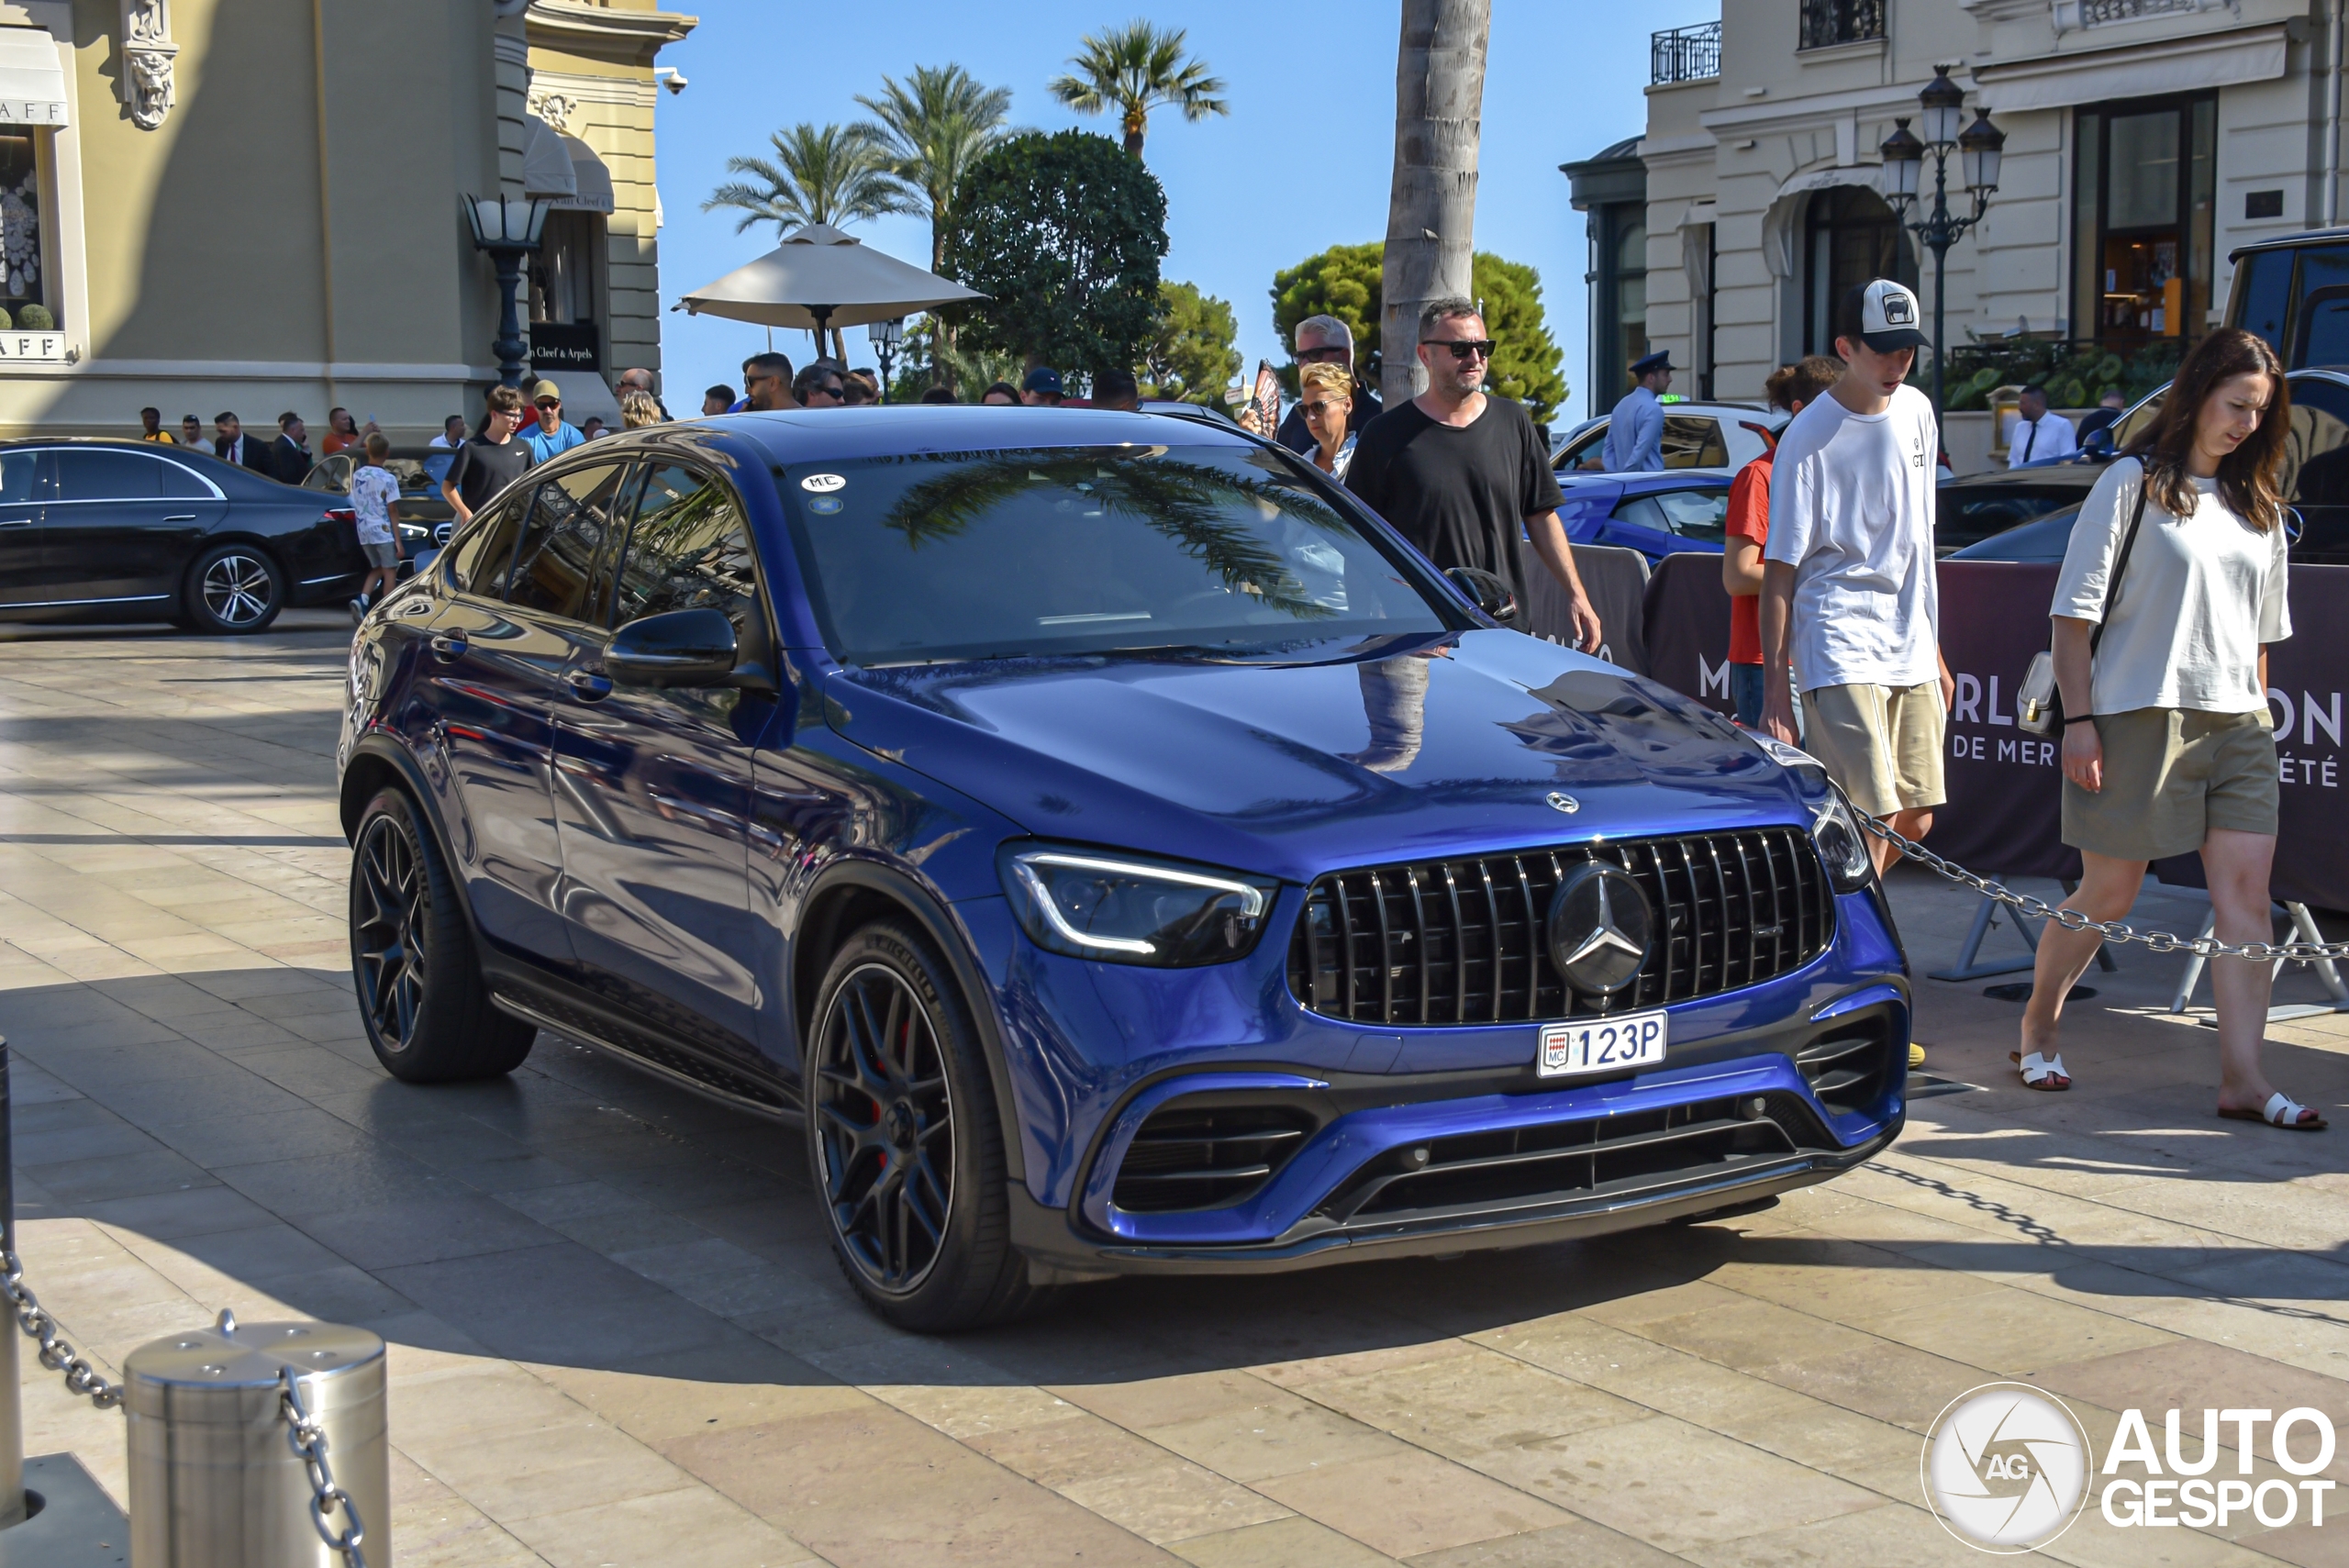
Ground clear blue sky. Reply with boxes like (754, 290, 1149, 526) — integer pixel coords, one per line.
(647, 2, 1718, 422)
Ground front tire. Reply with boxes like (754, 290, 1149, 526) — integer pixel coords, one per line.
(805, 919, 1043, 1330)
(183, 543, 284, 634)
(349, 787, 534, 1082)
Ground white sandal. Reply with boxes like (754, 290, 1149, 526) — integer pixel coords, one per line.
(2218, 1091, 2326, 1130)
(2010, 1051, 2070, 1091)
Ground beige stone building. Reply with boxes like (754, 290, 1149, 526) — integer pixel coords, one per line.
(1572, 0, 2341, 447)
(0, 0, 691, 446)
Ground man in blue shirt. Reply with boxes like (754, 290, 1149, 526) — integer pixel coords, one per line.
(521, 379, 585, 464)
(1603, 350, 1672, 472)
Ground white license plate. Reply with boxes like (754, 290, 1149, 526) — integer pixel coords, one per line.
(1537, 1010, 1669, 1078)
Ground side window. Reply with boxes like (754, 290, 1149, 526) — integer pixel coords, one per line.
(1609, 495, 1668, 533)
(2234, 249, 2294, 355)
(507, 463, 629, 621)
(445, 495, 527, 597)
(1661, 417, 1729, 469)
(52, 449, 163, 501)
(160, 461, 213, 499)
(1555, 427, 1607, 473)
(2283, 379, 2349, 506)
(609, 465, 761, 634)
(1653, 488, 1729, 541)
(303, 455, 352, 494)
(0, 450, 44, 504)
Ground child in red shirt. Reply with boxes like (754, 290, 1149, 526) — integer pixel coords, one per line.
(1723, 355, 1844, 726)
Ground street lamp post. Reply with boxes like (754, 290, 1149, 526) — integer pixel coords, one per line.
(463, 195, 552, 389)
(1879, 66, 2005, 414)
(868, 316, 904, 402)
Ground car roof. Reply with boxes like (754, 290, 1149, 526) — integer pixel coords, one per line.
(1939, 464, 2101, 494)
(702, 406, 1258, 466)
(2229, 225, 2349, 263)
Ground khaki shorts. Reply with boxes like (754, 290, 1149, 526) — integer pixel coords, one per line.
(1800, 682, 1947, 817)
(2063, 706, 2277, 862)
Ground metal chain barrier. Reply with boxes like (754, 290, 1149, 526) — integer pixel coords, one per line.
(1858, 814, 2349, 964)
(0, 1247, 124, 1410)
(279, 1366, 369, 1568)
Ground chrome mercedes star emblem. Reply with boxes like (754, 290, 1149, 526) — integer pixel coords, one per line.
(1545, 862, 1653, 995)
(1545, 792, 1580, 814)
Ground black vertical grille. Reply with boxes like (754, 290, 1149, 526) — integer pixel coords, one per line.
(1286, 828, 1834, 1026)
(1111, 1105, 1316, 1213)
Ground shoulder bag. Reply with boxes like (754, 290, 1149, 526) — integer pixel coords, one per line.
(2016, 473, 2151, 739)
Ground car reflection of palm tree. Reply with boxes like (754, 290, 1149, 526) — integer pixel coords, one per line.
(877, 451, 1341, 621)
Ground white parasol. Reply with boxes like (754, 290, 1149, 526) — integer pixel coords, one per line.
(674, 223, 987, 348)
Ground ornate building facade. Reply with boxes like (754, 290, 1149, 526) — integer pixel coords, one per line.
(0, 0, 691, 441)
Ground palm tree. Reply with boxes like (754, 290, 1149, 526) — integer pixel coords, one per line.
(705, 122, 912, 361)
(854, 64, 1013, 276)
(1380, 0, 1487, 406)
(1049, 21, 1228, 158)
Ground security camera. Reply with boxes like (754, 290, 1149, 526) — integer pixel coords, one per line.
(657, 67, 687, 95)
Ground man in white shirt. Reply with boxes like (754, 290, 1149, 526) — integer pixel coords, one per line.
(1761, 278, 1954, 887)
(2007, 385, 2077, 468)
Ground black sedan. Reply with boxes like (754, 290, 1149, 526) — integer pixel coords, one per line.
(0, 439, 370, 633)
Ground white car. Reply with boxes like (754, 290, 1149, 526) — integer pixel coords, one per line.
(1553, 400, 1782, 476)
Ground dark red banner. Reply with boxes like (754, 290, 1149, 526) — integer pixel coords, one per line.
(1640, 552, 1735, 717)
(1929, 562, 2076, 881)
(1521, 543, 1652, 676)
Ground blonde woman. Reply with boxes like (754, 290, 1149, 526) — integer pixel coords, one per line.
(620, 389, 665, 429)
(1297, 361, 1358, 479)
(2016, 328, 2314, 1129)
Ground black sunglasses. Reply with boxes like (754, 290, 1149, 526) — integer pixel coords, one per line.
(1424, 339, 1497, 361)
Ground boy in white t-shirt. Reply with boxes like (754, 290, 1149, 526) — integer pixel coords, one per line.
(349, 432, 403, 622)
(1761, 278, 1955, 873)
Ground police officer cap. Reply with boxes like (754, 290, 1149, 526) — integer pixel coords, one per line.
(1630, 350, 1675, 377)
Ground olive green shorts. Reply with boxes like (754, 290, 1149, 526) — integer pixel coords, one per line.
(2062, 706, 2278, 863)
(1800, 681, 1947, 817)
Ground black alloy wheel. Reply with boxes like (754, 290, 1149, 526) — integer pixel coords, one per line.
(346, 788, 534, 1082)
(814, 961, 957, 1293)
(805, 919, 1046, 1329)
(184, 543, 284, 634)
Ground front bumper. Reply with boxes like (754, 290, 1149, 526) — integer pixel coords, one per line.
(1007, 988, 1907, 1280)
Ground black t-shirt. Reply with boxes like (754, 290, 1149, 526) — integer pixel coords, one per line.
(1277, 384, 1382, 454)
(444, 434, 532, 516)
(1344, 395, 1564, 596)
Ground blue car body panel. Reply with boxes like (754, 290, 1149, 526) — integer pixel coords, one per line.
(339, 407, 1908, 1280)
(1553, 472, 1731, 565)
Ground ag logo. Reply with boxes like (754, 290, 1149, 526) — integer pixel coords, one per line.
(1922, 1382, 2093, 1552)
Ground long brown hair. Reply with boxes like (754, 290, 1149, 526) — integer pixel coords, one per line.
(2123, 327, 2288, 531)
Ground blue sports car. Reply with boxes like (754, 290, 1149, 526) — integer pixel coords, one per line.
(338, 407, 1910, 1329)
(1552, 472, 1732, 566)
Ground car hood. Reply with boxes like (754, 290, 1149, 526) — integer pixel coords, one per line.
(819, 631, 1809, 883)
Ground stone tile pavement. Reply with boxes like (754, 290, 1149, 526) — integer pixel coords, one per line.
(2, 613, 2346, 1565)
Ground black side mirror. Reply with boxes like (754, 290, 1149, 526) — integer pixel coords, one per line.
(607, 607, 739, 687)
(1446, 565, 1518, 624)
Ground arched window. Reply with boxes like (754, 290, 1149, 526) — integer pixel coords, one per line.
(1614, 217, 1649, 388)
(1803, 187, 1911, 355)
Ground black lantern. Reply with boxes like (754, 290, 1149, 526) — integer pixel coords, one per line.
(464, 195, 552, 389)
(1878, 67, 2000, 414)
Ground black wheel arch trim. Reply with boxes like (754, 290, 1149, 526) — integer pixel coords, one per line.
(338, 733, 491, 953)
(790, 856, 1027, 1184)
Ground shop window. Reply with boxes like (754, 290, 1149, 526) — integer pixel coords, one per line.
(1803, 186, 1911, 356)
(1609, 214, 1647, 398)
(2073, 95, 2215, 350)
(0, 131, 55, 330)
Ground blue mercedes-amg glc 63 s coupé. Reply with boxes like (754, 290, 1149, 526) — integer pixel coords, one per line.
(338, 406, 1909, 1329)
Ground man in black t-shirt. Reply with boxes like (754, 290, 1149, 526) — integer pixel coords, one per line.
(440, 384, 534, 524)
(1346, 299, 1601, 651)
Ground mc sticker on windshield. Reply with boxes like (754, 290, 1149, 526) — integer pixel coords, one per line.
(800, 473, 847, 493)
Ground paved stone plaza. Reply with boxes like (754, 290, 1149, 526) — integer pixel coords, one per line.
(1, 614, 2344, 1566)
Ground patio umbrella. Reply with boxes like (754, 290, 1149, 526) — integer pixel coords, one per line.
(674, 222, 987, 352)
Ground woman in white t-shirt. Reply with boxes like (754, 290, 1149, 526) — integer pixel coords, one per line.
(2015, 328, 2316, 1129)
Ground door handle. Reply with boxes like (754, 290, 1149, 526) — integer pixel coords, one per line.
(566, 670, 613, 703)
(161, 515, 196, 523)
(0, 518, 28, 528)
(429, 633, 468, 662)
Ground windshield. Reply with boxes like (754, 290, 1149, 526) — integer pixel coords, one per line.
(779, 444, 1449, 665)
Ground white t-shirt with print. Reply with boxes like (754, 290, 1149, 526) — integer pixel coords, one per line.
(1764, 382, 1941, 692)
(350, 464, 400, 545)
(2051, 456, 2290, 715)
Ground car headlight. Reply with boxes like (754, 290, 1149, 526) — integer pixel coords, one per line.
(1748, 732, 1873, 893)
(999, 845, 1279, 966)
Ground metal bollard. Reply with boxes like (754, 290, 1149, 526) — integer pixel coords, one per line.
(0, 1038, 22, 1529)
(124, 1314, 387, 1567)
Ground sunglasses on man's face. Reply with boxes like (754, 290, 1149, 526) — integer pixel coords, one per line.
(536, 400, 561, 411)
(1425, 339, 1497, 361)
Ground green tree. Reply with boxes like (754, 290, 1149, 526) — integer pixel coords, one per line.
(1049, 20, 1228, 158)
(1267, 241, 1567, 422)
(703, 122, 911, 237)
(942, 130, 1168, 377)
(853, 64, 1013, 276)
(1141, 281, 1240, 404)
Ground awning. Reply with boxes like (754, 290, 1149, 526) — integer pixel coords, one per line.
(1973, 22, 2288, 113)
(520, 116, 577, 203)
(0, 28, 67, 128)
(556, 134, 614, 216)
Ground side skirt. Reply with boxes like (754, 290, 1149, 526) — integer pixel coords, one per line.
(488, 989, 802, 1125)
